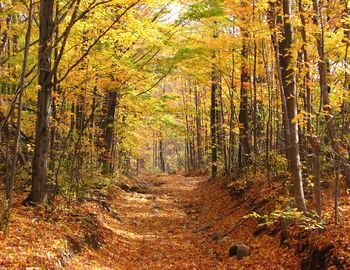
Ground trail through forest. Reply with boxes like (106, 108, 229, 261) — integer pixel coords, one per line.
(67, 174, 299, 270)
(3, 0, 350, 268)
(69, 175, 233, 269)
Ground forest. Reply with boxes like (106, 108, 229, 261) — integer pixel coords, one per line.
(0, 0, 350, 268)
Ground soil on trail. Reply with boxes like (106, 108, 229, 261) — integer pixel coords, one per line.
(68, 175, 230, 269)
(67, 174, 299, 269)
(1, 174, 348, 269)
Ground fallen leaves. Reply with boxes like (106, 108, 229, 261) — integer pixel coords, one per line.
(1, 174, 349, 269)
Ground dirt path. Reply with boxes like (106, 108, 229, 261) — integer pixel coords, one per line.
(0, 174, 343, 269)
(67, 175, 237, 269)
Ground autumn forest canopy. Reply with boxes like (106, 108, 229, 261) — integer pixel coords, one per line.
(1, 0, 350, 268)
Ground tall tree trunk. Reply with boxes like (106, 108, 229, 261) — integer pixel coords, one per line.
(194, 82, 203, 168)
(210, 27, 220, 177)
(185, 107, 192, 170)
(313, 0, 350, 187)
(268, 5, 291, 165)
(341, 0, 350, 140)
(252, 0, 258, 175)
(238, 31, 250, 170)
(103, 90, 118, 173)
(211, 58, 219, 177)
(299, 0, 321, 217)
(159, 138, 166, 172)
(219, 85, 228, 173)
(27, 0, 54, 204)
(228, 48, 236, 173)
(269, 0, 307, 212)
(5, 0, 33, 211)
(262, 38, 273, 182)
(49, 0, 61, 201)
(154, 138, 158, 170)
(280, 0, 306, 212)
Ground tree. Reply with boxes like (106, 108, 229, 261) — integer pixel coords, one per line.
(238, 30, 250, 170)
(269, 0, 307, 212)
(27, 0, 55, 204)
(210, 32, 219, 177)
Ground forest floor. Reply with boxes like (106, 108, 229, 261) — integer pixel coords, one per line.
(67, 174, 300, 269)
(1, 173, 349, 269)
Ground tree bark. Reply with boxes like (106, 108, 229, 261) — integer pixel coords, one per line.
(219, 85, 228, 173)
(280, 0, 306, 212)
(299, 0, 321, 217)
(6, 0, 34, 209)
(27, 0, 55, 204)
(313, 0, 350, 187)
(103, 90, 118, 173)
(159, 138, 166, 172)
(194, 82, 203, 168)
(211, 58, 219, 177)
(238, 31, 250, 169)
(269, 0, 307, 212)
(228, 48, 236, 173)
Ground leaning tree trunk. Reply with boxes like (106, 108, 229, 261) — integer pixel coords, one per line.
(27, 0, 54, 204)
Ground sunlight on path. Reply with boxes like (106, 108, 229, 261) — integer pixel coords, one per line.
(66, 174, 302, 270)
(67, 175, 236, 270)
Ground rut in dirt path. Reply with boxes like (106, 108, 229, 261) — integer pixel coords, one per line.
(68, 175, 236, 270)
